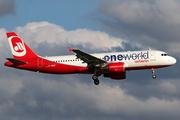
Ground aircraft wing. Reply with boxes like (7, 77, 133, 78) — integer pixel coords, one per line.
(68, 47, 107, 67)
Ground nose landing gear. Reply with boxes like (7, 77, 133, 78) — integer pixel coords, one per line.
(151, 68, 156, 79)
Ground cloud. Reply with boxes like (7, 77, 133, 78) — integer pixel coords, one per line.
(0, 0, 16, 16)
(99, 0, 180, 25)
(96, 0, 180, 54)
(0, 21, 179, 120)
(14, 21, 125, 55)
(0, 73, 180, 120)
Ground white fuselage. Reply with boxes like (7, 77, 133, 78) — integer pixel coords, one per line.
(42, 50, 176, 70)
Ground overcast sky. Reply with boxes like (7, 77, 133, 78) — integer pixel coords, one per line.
(0, 0, 180, 120)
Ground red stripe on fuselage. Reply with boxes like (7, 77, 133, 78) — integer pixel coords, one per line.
(5, 57, 93, 74)
(5, 57, 170, 74)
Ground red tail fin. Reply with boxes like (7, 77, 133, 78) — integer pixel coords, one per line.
(6, 32, 38, 60)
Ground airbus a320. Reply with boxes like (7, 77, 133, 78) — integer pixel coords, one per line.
(5, 32, 176, 85)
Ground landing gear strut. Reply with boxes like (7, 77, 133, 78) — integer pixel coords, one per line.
(151, 68, 156, 79)
(92, 68, 100, 85)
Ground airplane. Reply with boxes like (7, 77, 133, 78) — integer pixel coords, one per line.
(4, 32, 177, 85)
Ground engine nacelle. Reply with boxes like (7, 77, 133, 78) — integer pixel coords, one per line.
(104, 72, 126, 80)
(101, 62, 124, 72)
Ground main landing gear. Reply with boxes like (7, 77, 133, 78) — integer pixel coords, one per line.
(151, 68, 156, 79)
(92, 75, 100, 85)
(92, 68, 100, 85)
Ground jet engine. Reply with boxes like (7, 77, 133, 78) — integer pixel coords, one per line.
(104, 72, 126, 80)
(102, 62, 126, 80)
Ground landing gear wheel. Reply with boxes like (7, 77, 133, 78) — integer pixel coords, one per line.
(92, 74, 100, 85)
(94, 80, 100, 85)
(92, 75, 98, 80)
(152, 74, 156, 79)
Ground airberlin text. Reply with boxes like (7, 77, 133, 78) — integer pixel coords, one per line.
(103, 51, 149, 63)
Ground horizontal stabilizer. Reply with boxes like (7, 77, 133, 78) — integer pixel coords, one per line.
(6, 58, 27, 65)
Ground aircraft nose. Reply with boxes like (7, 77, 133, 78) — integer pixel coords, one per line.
(171, 57, 177, 65)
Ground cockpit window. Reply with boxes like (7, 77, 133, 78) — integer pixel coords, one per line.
(161, 53, 169, 56)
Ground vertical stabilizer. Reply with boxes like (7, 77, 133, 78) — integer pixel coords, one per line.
(6, 32, 38, 60)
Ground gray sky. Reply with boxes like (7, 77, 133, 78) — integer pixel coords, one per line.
(0, 0, 180, 120)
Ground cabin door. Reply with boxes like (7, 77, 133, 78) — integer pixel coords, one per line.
(150, 51, 156, 61)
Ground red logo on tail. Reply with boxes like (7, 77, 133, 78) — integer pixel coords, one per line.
(11, 37, 25, 53)
(9, 36, 26, 57)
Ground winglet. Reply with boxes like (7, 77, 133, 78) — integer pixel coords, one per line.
(68, 47, 73, 52)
